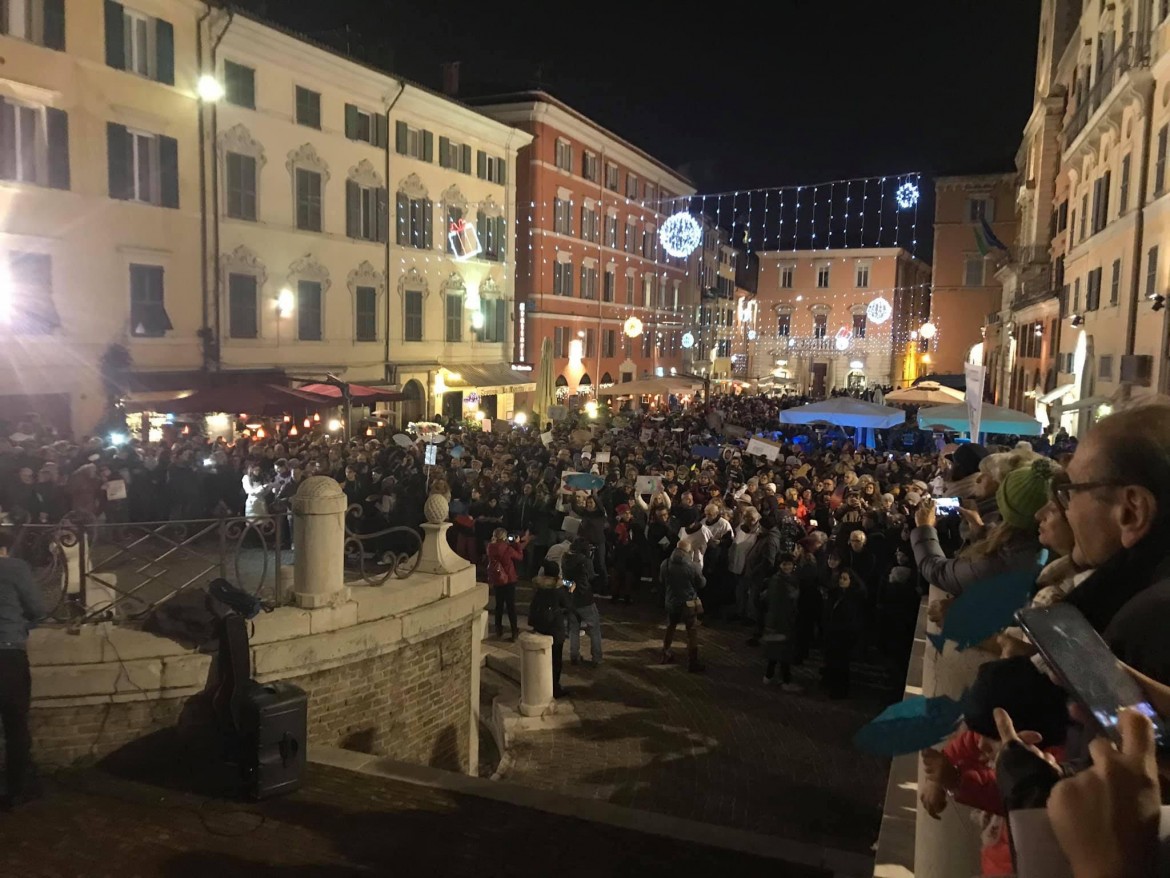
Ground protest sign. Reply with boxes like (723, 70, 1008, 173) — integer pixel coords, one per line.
(594, 451, 611, 463)
(745, 436, 782, 461)
(635, 475, 663, 495)
(540, 431, 553, 447)
(690, 445, 721, 460)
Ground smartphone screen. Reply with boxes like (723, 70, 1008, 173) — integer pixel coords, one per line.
(935, 497, 961, 516)
(1016, 603, 1168, 749)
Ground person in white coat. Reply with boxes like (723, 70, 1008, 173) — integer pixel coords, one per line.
(242, 463, 269, 518)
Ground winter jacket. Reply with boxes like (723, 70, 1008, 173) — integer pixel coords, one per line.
(528, 574, 574, 638)
(660, 549, 705, 613)
(486, 540, 523, 586)
(561, 551, 596, 608)
(0, 556, 45, 647)
(745, 526, 782, 584)
(910, 525, 1043, 598)
(823, 585, 866, 642)
(763, 572, 798, 638)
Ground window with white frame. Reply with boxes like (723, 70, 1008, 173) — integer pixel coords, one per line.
(626, 172, 638, 199)
(554, 198, 572, 235)
(480, 153, 505, 184)
(855, 260, 870, 288)
(812, 312, 827, 339)
(776, 310, 791, 337)
(109, 5, 174, 84)
(553, 325, 567, 358)
(964, 254, 986, 287)
(625, 273, 634, 304)
(816, 263, 830, 288)
(439, 137, 471, 172)
(3, 0, 66, 50)
(582, 151, 599, 182)
(555, 139, 572, 172)
(605, 214, 618, 248)
(395, 122, 431, 161)
(967, 196, 994, 223)
(779, 264, 794, 289)
(396, 191, 433, 249)
(624, 219, 636, 252)
(603, 329, 615, 357)
(553, 260, 573, 296)
(347, 178, 386, 242)
(580, 264, 598, 300)
(642, 226, 656, 260)
(605, 163, 619, 190)
(129, 263, 171, 337)
(603, 268, 615, 302)
(0, 98, 68, 189)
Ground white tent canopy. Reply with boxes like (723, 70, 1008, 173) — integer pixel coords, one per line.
(779, 397, 907, 429)
(921, 402, 1043, 436)
(884, 382, 965, 406)
(597, 377, 704, 396)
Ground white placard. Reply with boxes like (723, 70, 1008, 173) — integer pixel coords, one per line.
(481, 419, 492, 433)
(540, 431, 553, 447)
(964, 362, 987, 439)
(639, 428, 653, 443)
(635, 475, 663, 495)
(105, 479, 127, 501)
(424, 444, 437, 466)
(745, 437, 782, 461)
(561, 516, 581, 536)
(594, 451, 611, 463)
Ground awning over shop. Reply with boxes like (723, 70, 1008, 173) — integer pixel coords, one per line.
(1038, 383, 1077, 405)
(439, 364, 536, 395)
(119, 369, 288, 395)
(123, 384, 325, 415)
(297, 382, 404, 403)
(597, 377, 704, 396)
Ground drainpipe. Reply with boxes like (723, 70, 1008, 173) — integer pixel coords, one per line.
(196, 5, 212, 371)
(1124, 73, 1155, 401)
(204, 8, 234, 372)
(382, 81, 406, 383)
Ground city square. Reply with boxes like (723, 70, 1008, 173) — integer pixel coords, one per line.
(1, 2, 1170, 877)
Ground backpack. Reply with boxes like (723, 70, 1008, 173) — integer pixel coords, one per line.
(487, 557, 508, 587)
(528, 588, 559, 635)
(209, 577, 269, 620)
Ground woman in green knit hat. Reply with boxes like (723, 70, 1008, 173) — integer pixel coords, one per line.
(912, 460, 1060, 598)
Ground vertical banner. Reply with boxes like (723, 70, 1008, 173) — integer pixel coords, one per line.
(964, 363, 987, 440)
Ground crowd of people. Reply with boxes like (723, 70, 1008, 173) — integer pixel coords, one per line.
(0, 392, 1168, 877)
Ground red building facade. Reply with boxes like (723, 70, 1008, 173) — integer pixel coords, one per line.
(473, 92, 698, 396)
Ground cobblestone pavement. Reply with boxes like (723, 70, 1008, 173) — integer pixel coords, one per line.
(0, 757, 825, 877)
(485, 592, 894, 857)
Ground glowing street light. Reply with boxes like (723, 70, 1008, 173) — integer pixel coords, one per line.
(197, 74, 225, 102)
(277, 288, 294, 318)
(514, 412, 528, 425)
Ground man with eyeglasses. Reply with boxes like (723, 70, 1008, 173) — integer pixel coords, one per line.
(1056, 403, 1170, 683)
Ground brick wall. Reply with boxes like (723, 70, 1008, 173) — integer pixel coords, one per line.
(28, 620, 474, 773)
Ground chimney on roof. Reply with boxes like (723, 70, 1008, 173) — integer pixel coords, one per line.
(441, 62, 460, 97)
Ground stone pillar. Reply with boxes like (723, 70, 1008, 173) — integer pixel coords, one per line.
(292, 475, 349, 609)
(517, 632, 554, 717)
(416, 494, 470, 575)
(914, 584, 986, 877)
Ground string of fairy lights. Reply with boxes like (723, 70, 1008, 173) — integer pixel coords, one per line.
(387, 171, 934, 376)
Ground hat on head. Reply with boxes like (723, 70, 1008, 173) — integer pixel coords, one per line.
(963, 656, 1069, 745)
(615, 503, 630, 514)
(997, 458, 1058, 530)
(904, 490, 922, 507)
(949, 443, 990, 481)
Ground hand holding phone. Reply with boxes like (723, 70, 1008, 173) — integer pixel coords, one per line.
(1016, 603, 1168, 751)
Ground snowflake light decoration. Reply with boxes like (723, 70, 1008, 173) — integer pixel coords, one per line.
(895, 181, 920, 210)
(681, 332, 695, 349)
(866, 297, 893, 325)
(834, 327, 852, 352)
(658, 212, 703, 258)
(623, 316, 644, 338)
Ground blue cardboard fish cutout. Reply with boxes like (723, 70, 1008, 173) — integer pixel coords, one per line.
(853, 693, 966, 757)
(929, 568, 1037, 652)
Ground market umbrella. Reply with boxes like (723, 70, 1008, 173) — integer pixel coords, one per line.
(921, 402, 1043, 436)
(297, 382, 404, 402)
(532, 337, 556, 420)
(778, 397, 906, 429)
(884, 381, 965, 406)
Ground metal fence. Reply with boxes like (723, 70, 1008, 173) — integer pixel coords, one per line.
(11, 513, 288, 625)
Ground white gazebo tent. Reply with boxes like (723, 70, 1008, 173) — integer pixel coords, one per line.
(921, 402, 1043, 437)
(779, 397, 906, 448)
(884, 381, 965, 406)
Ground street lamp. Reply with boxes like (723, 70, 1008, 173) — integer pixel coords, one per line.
(197, 75, 225, 102)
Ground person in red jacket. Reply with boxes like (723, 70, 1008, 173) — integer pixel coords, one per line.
(486, 527, 528, 641)
(920, 729, 1065, 878)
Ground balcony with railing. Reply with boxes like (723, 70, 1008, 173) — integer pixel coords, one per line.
(1064, 31, 1150, 150)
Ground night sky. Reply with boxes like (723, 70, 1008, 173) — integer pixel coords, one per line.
(245, 0, 1041, 253)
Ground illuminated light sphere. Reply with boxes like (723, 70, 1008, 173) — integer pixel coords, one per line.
(623, 316, 644, 338)
(658, 212, 703, 258)
(327, 419, 342, 432)
(865, 297, 893, 325)
(681, 331, 695, 349)
(895, 181, 920, 210)
(834, 327, 852, 352)
(514, 412, 528, 426)
(196, 74, 225, 102)
(747, 329, 757, 340)
(471, 311, 485, 330)
(849, 360, 864, 370)
(919, 321, 937, 340)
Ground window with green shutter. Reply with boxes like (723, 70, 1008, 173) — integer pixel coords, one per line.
(4, 0, 66, 49)
(297, 280, 322, 341)
(106, 2, 173, 84)
(295, 87, 321, 129)
(295, 168, 322, 231)
(225, 152, 256, 220)
(403, 289, 423, 341)
(355, 286, 377, 341)
(0, 99, 69, 189)
(224, 61, 255, 109)
(8, 251, 59, 334)
(445, 292, 462, 342)
(227, 273, 258, 339)
(129, 263, 171, 337)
